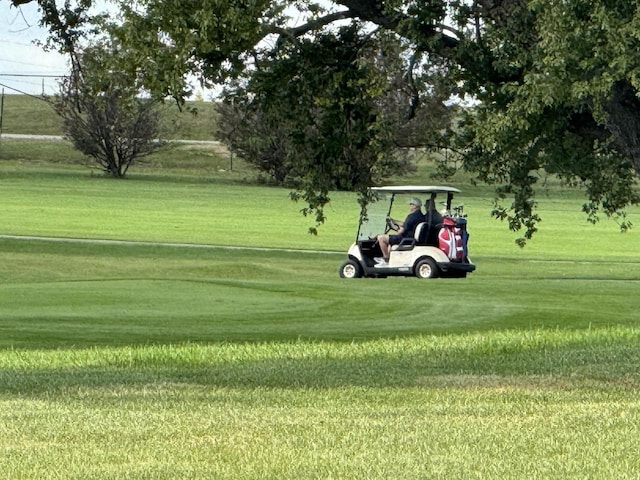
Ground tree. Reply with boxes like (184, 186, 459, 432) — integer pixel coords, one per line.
(215, 28, 420, 212)
(106, 0, 460, 230)
(53, 46, 162, 177)
(450, 0, 640, 243)
(7, 0, 640, 241)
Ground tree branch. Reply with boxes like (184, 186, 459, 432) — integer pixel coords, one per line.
(289, 10, 356, 37)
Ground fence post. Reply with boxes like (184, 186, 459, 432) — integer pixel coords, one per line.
(0, 88, 4, 149)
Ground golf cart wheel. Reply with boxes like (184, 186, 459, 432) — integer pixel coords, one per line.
(339, 259, 362, 279)
(415, 258, 438, 279)
(449, 271, 467, 278)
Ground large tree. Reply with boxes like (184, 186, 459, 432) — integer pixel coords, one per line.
(8, 0, 640, 241)
(215, 27, 431, 226)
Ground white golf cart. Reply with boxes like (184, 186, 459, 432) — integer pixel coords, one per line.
(339, 186, 476, 279)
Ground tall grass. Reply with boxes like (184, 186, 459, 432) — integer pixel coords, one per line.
(0, 94, 63, 136)
(2, 324, 640, 478)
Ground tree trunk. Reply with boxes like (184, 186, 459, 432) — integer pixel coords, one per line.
(605, 80, 640, 174)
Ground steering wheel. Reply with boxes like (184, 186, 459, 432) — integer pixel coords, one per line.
(385, 217, 400, 233)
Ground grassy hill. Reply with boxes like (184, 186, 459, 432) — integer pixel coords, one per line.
(0, 93, 219, 141)
(0, 93, 239, 177)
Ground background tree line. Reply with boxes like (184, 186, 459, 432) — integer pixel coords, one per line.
(6, 0, 639, 242)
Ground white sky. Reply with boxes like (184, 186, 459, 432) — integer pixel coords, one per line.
(0, 1, 336, 97)
(0, 0, 220, 99)
(0, 1, 68, 95)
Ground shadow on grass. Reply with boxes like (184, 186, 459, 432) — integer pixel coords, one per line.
(542, 276, 640, 281)
(2, 330, 640, 394)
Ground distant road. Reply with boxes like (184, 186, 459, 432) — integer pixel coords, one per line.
(0, 133, 222, 145)
(0, 234, 341, 255)
(1, 133, 66, 141)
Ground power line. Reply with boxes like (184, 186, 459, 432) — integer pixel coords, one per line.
(0, 39, 39, 47)
(0, 56, 66, 67)
(0, 73, 66, 78)
(0, 81, 52, 100)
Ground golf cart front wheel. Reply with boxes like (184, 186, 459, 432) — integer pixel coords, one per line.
(415, 258, 438, 279)
(339, 259, 363, 278)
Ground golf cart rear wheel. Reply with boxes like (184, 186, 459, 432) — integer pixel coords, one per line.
(415, 258, 438, 279)
(339, 259, 362, 278)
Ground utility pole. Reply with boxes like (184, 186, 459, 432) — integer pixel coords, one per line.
(0, 88, 4, 149)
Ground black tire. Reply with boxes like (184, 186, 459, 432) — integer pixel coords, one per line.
(339, 259, 363, 278)
(415, 258, 439, 279)
(448, 271, 467, 278)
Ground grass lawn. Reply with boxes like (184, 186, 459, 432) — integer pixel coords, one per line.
(0, 93, 220, 140)
(1, 155, 640, 478)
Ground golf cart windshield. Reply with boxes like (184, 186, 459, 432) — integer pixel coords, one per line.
(356, 186, 461, 241)
(356, 193, 393, 241)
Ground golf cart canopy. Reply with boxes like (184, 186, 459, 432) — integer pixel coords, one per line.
(369, 185, 462, 212)
(371, 185, 461, 194)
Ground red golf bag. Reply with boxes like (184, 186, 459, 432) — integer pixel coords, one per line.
(438, 217, 468, 261)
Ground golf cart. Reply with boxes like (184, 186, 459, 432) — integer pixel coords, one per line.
(338, 186, 476, 279)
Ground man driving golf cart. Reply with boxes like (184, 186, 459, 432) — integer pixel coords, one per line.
(373, 197, 424, 267)
(338, 186, 476, 279)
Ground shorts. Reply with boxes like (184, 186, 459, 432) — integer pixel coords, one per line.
(388, 234, 403, 245)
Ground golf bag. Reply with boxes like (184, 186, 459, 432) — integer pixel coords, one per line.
(438, 217, 468, 261)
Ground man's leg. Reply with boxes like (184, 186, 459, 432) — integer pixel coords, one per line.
(377, 234, 390, 261)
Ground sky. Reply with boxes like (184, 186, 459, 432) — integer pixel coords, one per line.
(0, 0, 222, 99)
(0, 1, 68, 96)
(0, 1, 334, 98)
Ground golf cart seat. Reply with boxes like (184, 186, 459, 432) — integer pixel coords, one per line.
(393, 222, 428, 251)
(393, 221, 441, 252)
(412, 221, 441, 246)
(414, 222, 429, 245)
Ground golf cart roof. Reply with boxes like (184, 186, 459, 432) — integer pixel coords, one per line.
(370, 185, 461, 194)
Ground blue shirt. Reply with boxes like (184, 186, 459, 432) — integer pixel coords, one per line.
(401, 210, 424, 238)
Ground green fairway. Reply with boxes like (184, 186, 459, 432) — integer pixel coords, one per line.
(1, 237, 639, 349)
(0, 166, 357, 250)
(1, 161, 640, 478)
